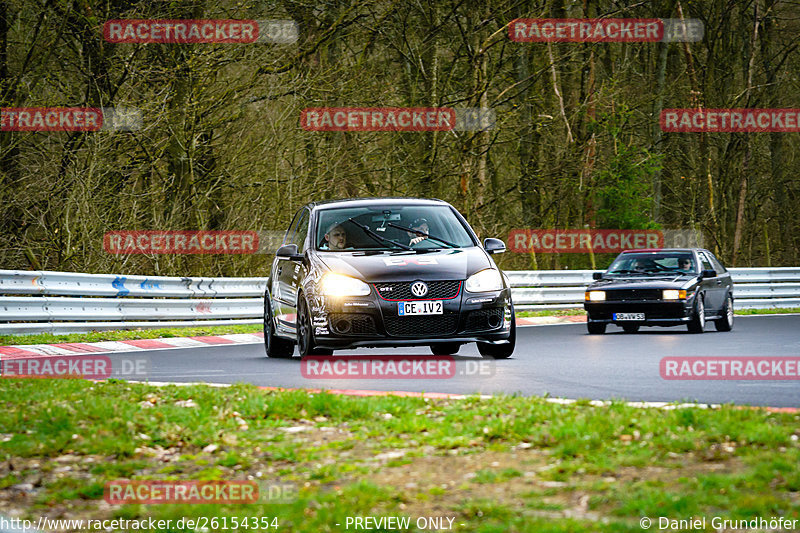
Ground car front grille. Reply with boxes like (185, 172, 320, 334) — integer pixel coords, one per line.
(384, 314, 459, 337)
(373, 280, 461, 301)
(606, 289, 662, 301)
(464, 308, 504, 332)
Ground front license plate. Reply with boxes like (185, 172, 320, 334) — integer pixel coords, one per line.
(614, 313, 645, 321)
(398, 301, 443, 316)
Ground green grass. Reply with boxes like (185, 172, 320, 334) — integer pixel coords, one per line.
(733, 307, 800, 315)
(0, 379, 797, 531)
(0, 324, 262, 346)
(516, 308, 587, 317)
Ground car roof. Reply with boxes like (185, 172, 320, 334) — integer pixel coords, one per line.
(307, 197, 450, 210)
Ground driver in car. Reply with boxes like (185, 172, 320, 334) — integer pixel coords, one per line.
(321, 223, 349, 250)
(406, 218, 430, 246)
(677, 257, 694, 272)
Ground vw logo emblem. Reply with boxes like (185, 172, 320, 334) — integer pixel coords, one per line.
(410, 281, 428, 297)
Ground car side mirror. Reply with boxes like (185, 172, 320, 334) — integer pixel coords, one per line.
(276, 244, 304, 261)
(701, 269, 717, 279)
(592, 272, 603, 280)
(484, 238, 506, 254)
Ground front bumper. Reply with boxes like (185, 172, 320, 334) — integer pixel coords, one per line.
(584, 300, 694, 326)
(312, 284, 513, 349)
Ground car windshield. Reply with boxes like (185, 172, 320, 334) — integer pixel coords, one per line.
(607, 252, 697, 275)
(315, 205, 476, 251)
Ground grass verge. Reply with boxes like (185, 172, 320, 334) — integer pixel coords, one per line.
(0, 324, 262, 347)
(0, 379, 798, 532)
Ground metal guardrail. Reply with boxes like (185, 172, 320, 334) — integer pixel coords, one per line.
(0, 268, 798, 334)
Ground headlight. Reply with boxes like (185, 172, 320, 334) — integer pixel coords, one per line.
(663, 289, 687, 300)
(586, 291, 606, 301)
(320, 273, 370, 297)
(465, 269, 503, 292)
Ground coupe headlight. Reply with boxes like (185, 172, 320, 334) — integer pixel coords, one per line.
(320, 273, 370, 297)
(465, 269, 503, 292)
(586, 291, 606, 301)
(662, 289, 687, 300)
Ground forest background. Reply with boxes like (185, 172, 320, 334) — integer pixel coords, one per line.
(1, 0, 798, 276)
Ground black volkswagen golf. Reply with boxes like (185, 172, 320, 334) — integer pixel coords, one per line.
(584, 248, 735, 334)
(263, 198, 515, 358)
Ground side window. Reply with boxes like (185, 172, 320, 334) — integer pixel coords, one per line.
(292, 209, 310, 252)
(283, 210, 302, 246)
(708, 253, 727, 273)
(698, 252, 714, 272)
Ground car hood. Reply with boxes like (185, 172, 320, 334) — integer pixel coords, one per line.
(315, 247, 493, 282)
(588, 275, 699, 291)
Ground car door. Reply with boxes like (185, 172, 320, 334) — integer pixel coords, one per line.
(273, 208, 309, 332)
(706, 251, 733, 311)
(277, 208, 310, 332)
(697, 250, 724, 311)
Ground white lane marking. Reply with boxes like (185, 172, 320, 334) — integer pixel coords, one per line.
(219, 334, 262, 343)
(89, 341, 144, 352)
(156, 338, 209, 348)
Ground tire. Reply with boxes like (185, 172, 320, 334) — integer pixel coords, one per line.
(587, 321, 606, 334)
(264, 292, 294, 358)
(622, 324, 640, 334)
(296, 295, 333, 358)
(477, 305, 515, 359)
(687, 295, 705, 333)
(430, 342, 461, 355)
(715, 293, 734, 332)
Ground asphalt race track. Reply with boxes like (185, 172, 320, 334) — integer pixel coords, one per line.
(123, 315, 800, 408)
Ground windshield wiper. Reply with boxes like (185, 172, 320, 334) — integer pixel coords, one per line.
(384, 222, 458, 248)
(343, 218, 412, 251)
(608, 269, 636, 274)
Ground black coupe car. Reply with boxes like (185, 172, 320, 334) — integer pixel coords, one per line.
(263, 198, 515, 358)
(584, 248, 734, 334)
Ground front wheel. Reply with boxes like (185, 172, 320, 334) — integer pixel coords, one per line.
(264, 293, 294, 358)
(715, 294, 734, 332)
(687, 295, 705, 334)
(297, 295, 333, 358)
(478, 306, 515, 359)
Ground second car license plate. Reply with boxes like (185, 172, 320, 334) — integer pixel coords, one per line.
(613, 312, 645, 321)
(398, 301, 443, 316)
